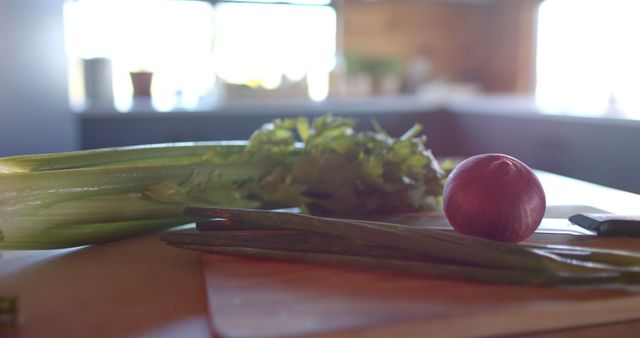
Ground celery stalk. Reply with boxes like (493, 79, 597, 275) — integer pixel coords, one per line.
(4, 218, 194, 249)
(0, 141, 249, 172)
(0, 115, 446, 249)
(0, 143, 294, 249)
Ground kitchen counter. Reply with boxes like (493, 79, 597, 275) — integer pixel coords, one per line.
(2, 171, 640, 338)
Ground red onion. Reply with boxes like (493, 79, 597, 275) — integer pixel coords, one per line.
(443, 154, 546, 243)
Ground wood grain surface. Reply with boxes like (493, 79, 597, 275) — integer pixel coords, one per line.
(0, 233, 211, 338)
(200, 231, 640, 338)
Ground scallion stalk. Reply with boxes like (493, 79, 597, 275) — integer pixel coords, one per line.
(179, 207, 640, 285)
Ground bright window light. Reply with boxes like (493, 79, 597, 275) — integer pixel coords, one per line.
(223, 0, 331, 5)
(213, 2, 336, 102)
(536, 0, 640, 118)
(64, 0, 216, 112)
(64, 0, 336, 110)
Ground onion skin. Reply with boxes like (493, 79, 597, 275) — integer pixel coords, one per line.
(443, 154, 546, 243)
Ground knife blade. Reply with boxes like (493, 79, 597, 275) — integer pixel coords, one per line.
(536, 217, 596, 236)
(568, 213, 640, 238)
(367, 214, 597, 236)
(422, 215, 640, 237)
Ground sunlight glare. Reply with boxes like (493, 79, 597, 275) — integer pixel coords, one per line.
(536, 0, 640, 118)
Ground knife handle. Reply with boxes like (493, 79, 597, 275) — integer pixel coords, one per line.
(569, 214, 640, 238)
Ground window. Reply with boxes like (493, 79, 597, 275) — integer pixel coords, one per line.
(536, 0, 640, 118)
(64, 0, 216, 112)
(63, 0, 336, 112)
(213, 2, 336, 102)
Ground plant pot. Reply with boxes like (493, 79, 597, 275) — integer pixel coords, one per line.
(129, 71, 153, 97)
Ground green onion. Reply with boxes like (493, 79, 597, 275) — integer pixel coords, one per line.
(183, 207, 552, 272)
(166, 243, 624, 286)
(172, 226, 446, 262)
(176, 207, 640, 286)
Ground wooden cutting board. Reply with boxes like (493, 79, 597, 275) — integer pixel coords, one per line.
(198, 227, 640, 338)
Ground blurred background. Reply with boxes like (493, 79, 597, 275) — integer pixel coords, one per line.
(1, 0, 640, 192)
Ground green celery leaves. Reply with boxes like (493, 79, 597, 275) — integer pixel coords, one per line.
(0, 114, 445, 249)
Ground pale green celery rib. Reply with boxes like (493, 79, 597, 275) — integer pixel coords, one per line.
(0, 144, 276, 250)
(1, 194, 264, 250)
(6, 194, 186, 226)
(0, 217, 194, 249)
(0, 141, 250, 173)
(0, 161, 264, 214)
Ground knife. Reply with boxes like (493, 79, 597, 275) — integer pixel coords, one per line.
(536, 217, 596, 236)
(256, 208, 640, 237)
(356, 213, 597, 236)
(569, 214, 640, 238)
(421, 216, 640, 237)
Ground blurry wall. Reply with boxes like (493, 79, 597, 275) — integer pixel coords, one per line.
(481, 0, 539, 92)
(339, 0, 539, 94)
(341, 1, 489, 85)
(0, 0, 77, 156)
